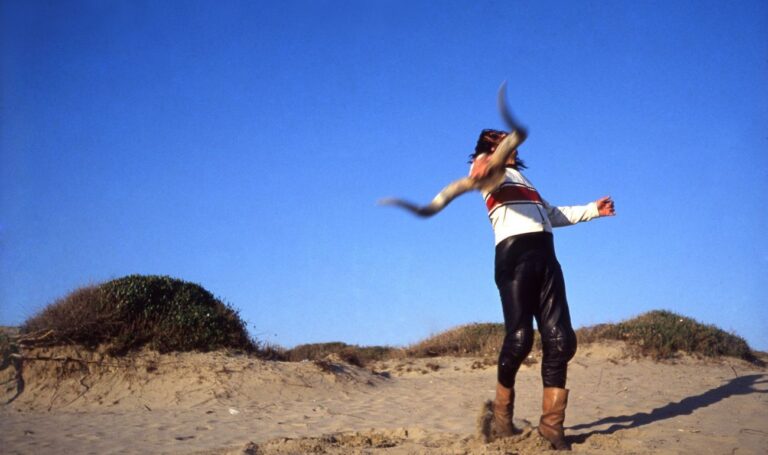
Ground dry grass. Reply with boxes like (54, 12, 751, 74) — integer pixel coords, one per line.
(406, 323, 505, 358)
(284, 323, 516, 367)
(405, 323, 546, 359)
(286, 311, 761, 367)
(285, 342, 400, 367)
(22, 285, 120, 347)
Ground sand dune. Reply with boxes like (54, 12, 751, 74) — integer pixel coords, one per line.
(2, 342, 766, 454)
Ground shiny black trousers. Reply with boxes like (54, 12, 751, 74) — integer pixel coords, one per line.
(494, 232, 577, 389)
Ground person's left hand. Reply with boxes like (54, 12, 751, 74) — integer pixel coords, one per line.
(596, 196, 615, 216)
(470, 154, 492, 179)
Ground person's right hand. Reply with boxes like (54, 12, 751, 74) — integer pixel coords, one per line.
(596, 196, 616, 216)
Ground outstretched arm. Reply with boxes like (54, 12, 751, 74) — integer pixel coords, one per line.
(545, 195, 615, 227)
(377, 177, 476, 217)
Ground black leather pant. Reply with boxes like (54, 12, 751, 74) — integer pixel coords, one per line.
(494, 232, 577, 389)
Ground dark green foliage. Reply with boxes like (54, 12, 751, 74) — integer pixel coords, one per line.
(576, 310, 759, 363)
(22, 275, 257, 354)
(285, 342, 396, 367)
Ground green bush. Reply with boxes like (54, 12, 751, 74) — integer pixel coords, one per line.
(576, 310, 759, 363)
(22, 275, 258, 355)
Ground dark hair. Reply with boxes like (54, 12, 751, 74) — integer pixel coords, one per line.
(468, 128, 527, 169)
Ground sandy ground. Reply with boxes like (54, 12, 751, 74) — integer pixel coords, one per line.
(1, 342, 766, 454)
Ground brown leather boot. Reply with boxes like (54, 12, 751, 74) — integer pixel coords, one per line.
(492, 382, 517, 438)
(538, 387, 570, 450)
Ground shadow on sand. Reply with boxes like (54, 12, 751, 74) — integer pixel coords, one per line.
(568, 373, 768, 444)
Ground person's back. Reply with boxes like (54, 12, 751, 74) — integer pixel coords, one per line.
(471, 128, 615, 450)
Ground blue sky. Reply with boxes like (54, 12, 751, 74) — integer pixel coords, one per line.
(2, 1, 767, 351)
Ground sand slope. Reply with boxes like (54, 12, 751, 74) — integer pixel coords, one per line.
(2, 342, 767, 454)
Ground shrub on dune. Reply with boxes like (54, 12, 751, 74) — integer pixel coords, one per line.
(576, 310, 759, 363)
(22, 275, 258, 355)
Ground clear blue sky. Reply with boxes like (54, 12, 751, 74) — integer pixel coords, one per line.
(2, 1, 766, 351)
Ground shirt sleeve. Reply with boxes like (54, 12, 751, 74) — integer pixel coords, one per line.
(542, 200, 600, 227)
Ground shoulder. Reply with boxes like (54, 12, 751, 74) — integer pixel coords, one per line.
(504, 167, 525, 182)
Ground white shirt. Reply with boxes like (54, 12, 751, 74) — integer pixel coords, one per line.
(475, 164, 599, 245)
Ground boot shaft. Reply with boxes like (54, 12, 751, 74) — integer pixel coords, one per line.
(539, 387, 570, 450)
(494, 382, 514, 415)
(540, 386, 568, 425)
(491, 382, 517, 439)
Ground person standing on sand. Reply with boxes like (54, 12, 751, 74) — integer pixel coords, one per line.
(470, 129, 615, 450)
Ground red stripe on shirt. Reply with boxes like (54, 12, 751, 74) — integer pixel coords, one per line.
(486, 185, 543, 212)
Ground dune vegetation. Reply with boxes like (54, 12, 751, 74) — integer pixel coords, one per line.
(8, 275, 762, 367)
(19, 275, 261, 355)
(286, 311, 762, 366)
(576, 310, 759, 363)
